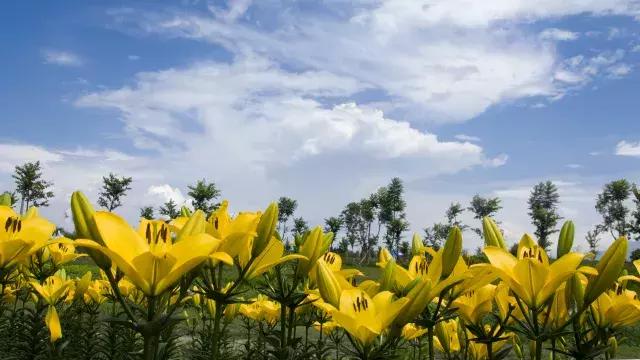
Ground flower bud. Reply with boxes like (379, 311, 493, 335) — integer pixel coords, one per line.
(253, 202, 278, 257)
(0, 193, 12, 207)
(296, 227, 324, 276)
(379, 259, 396, 291)
(23, 207, 39, 219)
(483, 217, 506, 249)
(316, 260, 342, 308)
(608, 337, 617, 358)
(70, 191, 111, 269)
(180, 206, 192, 217)
(584, 236, 627, 306)
(556, 220, 575, 258)
(377, 248, 393, 267)
(411, 233, 426, 256)
(442, 226, 462, 278)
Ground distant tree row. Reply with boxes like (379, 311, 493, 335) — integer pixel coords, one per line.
(3, 161, 640, 259)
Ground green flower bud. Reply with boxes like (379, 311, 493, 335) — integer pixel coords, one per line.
(316, 260, 342, 308)
(70, 191, 111, 269)
(253, 202, 278, 257)
(0, 193, 12, 207)
(483, 217, 506, 249)
(584, 236, 627, 306)
(442, 226, 462, 278)
(556, 220, 575, 258)
(180, 206, 192, 217)
(379, 259, 396, 291)
(411, 233, 426, 256)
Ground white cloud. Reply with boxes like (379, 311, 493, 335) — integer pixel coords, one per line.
(454, 134, 481, 142)
(42, 49, 83, 66)
(539, 28, 579, 41)
(607, 63, 632, 77)
(615, 140, 640, 157)
(566, 163, 583, 169)
(128, 55, 140, 60)
(146, 184, 186, 205)
(0, 144, 63, 172)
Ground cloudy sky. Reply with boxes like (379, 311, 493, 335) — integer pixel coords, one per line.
(1, 0, 639, 251)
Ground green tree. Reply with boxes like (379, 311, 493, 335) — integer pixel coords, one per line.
(341, 194, 381, 263)
(585, 229, 600, 255)
(159, 199, 180, 219)
(595, 179, 635, 239)
(292, 217, 309, 238)
(97, 173, 133, 211)
(12, 161, 54, 213)
(424, 202, 468, 250)
(528, 181, 562, 251)
(187, 179, 221, 214)
(468, 194, 502, 238)
(324, 216, 343, 237)
(277, 197, 298, 237)
(140, 206, 155, 220)
(379, 178, 409, 257)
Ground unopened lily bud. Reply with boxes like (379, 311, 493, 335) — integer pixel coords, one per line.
(442, 226, 462, 278)
(411, 233, 426, 256)
(377, 248, 393, 267)
(565, 274, 584, 310)
(70, 191, 111, 269)
(0, 193, 12, 207)
(316, 260, 341, 308)
(379, 259, 396, 291)
(320, 232, 334, 254)
(224, 303, 241, 322)
(557, 220, 575, 258)
(483, 217, 506, 249)
(253, 202, 278, 257)
(296, 227, 324, 276)
(608, 337, 617, 358)
(180, 206, 192, 217)
(584, 236, 627, 306)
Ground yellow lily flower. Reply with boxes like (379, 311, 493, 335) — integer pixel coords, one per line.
(484, 234, 585, 309)
(329, 289, 409, 346)
(30, 274, 73, 342)
(453, 284, 496, 325)
(245, 236, 306, 279)
(76, 211, 223, 296)
(206, 200, 260, 267)
(240, 295, 280, 324)
(401, 322, 428, 341)
(0, 206, 56, 270)
(313, 320, 340, 335)
(433, 319, 462, 355)
(591, 289, 640, 329)
(43, 240, 85, 266)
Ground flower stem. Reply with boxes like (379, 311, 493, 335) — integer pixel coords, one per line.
(428, 325, 435, 360)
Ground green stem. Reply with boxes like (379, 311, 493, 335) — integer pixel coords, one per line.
(487, 341, 493, 360)
(280, 302, 287, 351)
(428, 326, 435, 360)
(211, 302, 223, 360)
(535, 340, 543, 360)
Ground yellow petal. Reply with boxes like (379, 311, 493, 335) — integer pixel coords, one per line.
(45, 306, 62, 342)
(93, 212, 148, 262)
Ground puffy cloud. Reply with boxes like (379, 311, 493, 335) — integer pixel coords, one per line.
(0, 144, 63, 172)
(615, 140, 640, 157)
(146, 184, 186, 205)
(41, 49, 83, 66)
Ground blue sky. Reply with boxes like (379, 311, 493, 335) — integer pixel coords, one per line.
(1, 1, 639, 251)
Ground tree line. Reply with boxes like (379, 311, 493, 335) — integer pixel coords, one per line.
(3, 161, 640, 260)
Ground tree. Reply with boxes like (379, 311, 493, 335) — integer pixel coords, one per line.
(324, 216, 343, 237)
(341, 194, 382, 263)
(277, 197, 298, 238)
(12, 161, 54, 213)
(140, 206, 155, 220)
(595, 179, 634, 239)
(187, 179, 221, 214)
(528, 181, 562, 251)
(632, 185, 640, 241)
(585, 229, 600, 255)
(378, 178, 409, 257)
(631, 248, 640, 261)
(97, 173, 133, 211)
(424, 202, 468, 250)
(292, 217, 309, 238)
(468, 194, 502, 238)
(159, 199, 180, 219)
